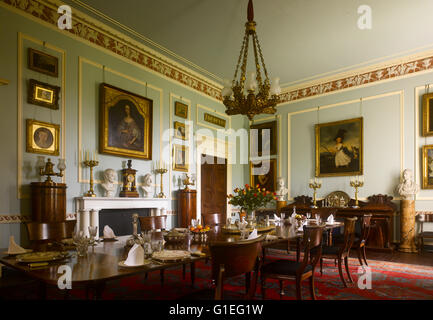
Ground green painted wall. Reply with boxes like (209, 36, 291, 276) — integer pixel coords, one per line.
(0, 6, 249, 247)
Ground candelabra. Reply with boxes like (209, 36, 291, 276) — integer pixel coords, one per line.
(38, 158, 66, 183)
(83, 159, 99, 197)
(350, 177, 364, 208)
(308, 178, 322, 208)
(182, 173, 195, 190)
(155, 166, 168, 198)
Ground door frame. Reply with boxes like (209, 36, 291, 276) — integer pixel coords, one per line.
(196, 133, 232, 221)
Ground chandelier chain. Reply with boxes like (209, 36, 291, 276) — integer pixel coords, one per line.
(233, 32, 249, 86)
(252, 33, 263, 88)
(254, 32, 269, 82)
(239, 34, 250, 89)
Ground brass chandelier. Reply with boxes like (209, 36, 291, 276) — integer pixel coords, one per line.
(222, 0, 281, 120)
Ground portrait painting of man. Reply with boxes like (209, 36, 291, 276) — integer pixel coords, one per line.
(315, 117, 363, 177)
(100, 83, 153, 160)
(250, 159, 277, 192)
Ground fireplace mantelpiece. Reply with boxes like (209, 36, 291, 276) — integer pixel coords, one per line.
(75, 197, 170, 236)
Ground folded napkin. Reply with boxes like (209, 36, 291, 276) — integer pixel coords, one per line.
(7, 236, 27, 254)
(327, 214, 335, 224)
(124, 243, 144, 266)
(247, 229, 258, 240)
(273, 214, 281, 221)
(297, 220, 307, 232)
(291, 212, 296, 218)
(103, 225, 116, 239)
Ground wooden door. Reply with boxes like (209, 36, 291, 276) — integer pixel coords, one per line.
(201, 155, 227, 222)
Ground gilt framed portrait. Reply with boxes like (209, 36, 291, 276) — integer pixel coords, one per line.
(173, 144, 188, 172)
(250, 159, 277, 192)
(250, 120, 277, 157)
(422, 93, 433, 136)
(422, 145, 433, 189)
(315, 117, 363, 177)
(28, 48, 58, 77)
(174, 121, 188, 140)
(99, 83, 153, 160)
(28, 79, 60, 110)
(26, 119, 59, 156)
(174, 101, 188, 119)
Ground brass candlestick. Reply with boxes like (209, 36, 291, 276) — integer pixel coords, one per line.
(83, 160, 99, 197)
(155, 167, 168, 198)
(350, 177, 364, 208)
(308, 179, 322, 208)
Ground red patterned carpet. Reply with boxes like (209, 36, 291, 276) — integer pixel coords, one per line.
(29, 250, 433, 300)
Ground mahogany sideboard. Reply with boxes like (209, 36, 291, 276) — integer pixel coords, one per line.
(280, 194, 397, 251)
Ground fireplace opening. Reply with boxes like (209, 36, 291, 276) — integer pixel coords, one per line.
(98, 208, 150, 237)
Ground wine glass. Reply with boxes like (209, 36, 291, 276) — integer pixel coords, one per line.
(306, 212, 311, 220)
(88, 226, 98, 245)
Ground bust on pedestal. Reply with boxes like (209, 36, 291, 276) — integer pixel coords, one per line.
(397, 169, 419, 253)
(275, 177, 288, 210)
(101, 169, 117, 197)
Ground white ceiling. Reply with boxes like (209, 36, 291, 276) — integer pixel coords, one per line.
(67, 0, 433, 87)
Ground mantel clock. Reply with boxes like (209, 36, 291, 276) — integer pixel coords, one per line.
(119, 159, 139, 197)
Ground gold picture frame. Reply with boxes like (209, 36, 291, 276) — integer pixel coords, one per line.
(250, 159, 277, 192)
(422, 145, 433, 189)
(173, 144, 188, 172)
(422, 93, 433, 136)
(26, 119, 59, 156)
(99, 83, 153, 160)
(250, 120, 277, 156)
(28, 48, 58, 78)
(174, 121, 188, 140)
(315, 117, 363, 177)
(28, 79, 60, 110)
(174, 101, 188, 119)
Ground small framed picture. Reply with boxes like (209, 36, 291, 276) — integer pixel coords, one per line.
(174, 101, 188, 119)
(173, 144, 188, 172)
(174, 121, 188, 140)
(28, 79, 60, 110)
(28, 48, 58, 77)
(26, 119, 60, 156)
(422, 93, 433, 136)
(422, 145, 433, 189)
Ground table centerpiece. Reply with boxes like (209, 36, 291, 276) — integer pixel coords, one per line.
(227, 184, 277, 228)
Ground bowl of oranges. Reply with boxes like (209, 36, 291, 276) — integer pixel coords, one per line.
(190, 225, 211, 242)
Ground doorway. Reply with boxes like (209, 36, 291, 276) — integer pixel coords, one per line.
(200, 155, 227, 222)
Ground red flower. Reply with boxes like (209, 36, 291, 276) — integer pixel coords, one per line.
(273, 192, 277, 196)
(254, 193, 257, 197)
(245, 184, 249, 188)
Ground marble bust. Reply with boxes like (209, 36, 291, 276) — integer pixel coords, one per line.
(101, 168, 117, 197)
(397, 169, 419, 200)
(141, 173, 153, 198)
(275, 176, 288, 201)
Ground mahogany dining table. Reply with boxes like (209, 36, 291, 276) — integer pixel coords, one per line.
(0, 220, 343, 299)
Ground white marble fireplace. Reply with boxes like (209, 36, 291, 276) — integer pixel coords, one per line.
(75, 197, 170, 236)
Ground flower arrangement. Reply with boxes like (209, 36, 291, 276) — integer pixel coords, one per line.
(227, 184, 277, 213)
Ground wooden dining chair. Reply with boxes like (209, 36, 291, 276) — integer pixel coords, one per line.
(210, 236, 264, 300)
(320, 217, 357, 287)
(25, 221, 76, 251)
(202, 213, 222, 226)
(261, 225, 324, 300)
(354, 214, 372, 266)
(138, 215, 167, 231)
(181, 235, 264, 300)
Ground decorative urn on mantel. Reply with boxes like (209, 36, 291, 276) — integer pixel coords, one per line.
(177, 174, 196, 228)
(396, 169, 419, 253)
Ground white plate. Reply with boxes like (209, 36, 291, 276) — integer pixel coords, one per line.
(2, 249, 33, 256)
(118, 260, 150, 268)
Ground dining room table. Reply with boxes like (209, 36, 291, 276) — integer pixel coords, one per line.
(0, 219, 343, 300)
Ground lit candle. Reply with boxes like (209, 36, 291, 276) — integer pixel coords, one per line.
(309, 178, 313, 184)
